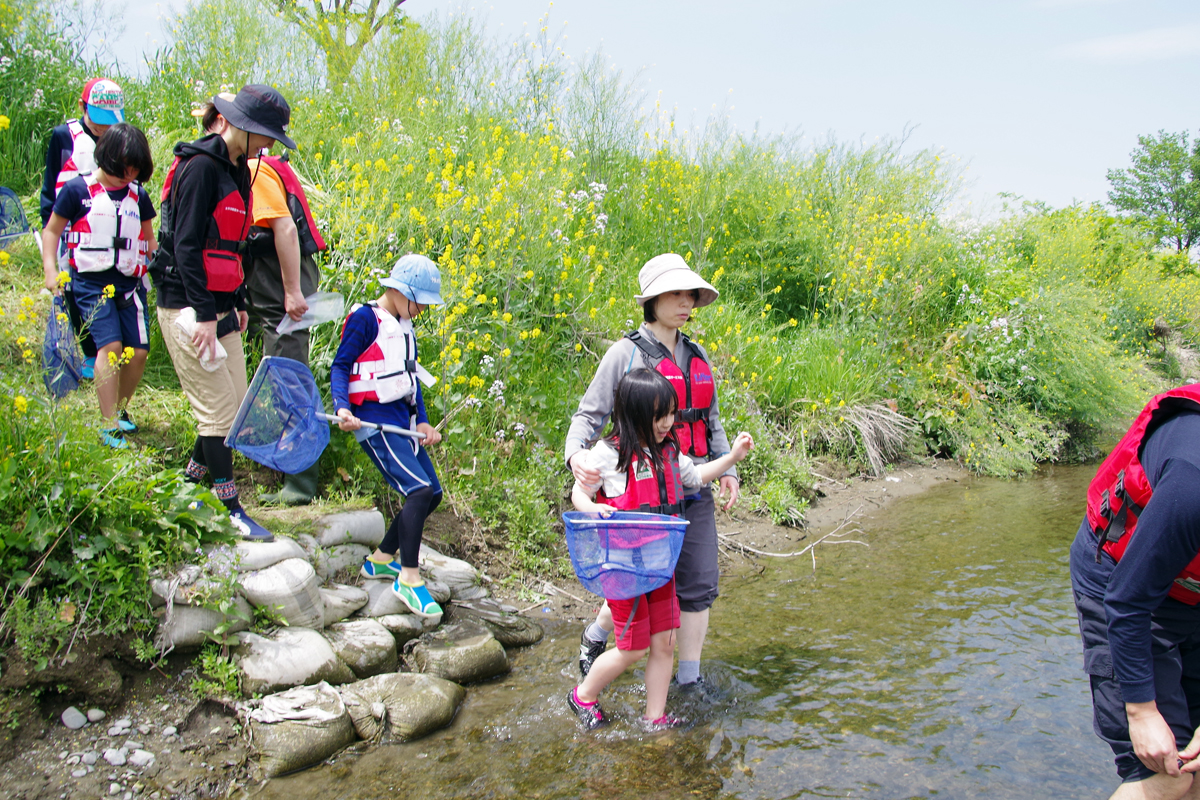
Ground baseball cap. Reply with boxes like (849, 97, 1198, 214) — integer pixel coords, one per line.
(81, 78, 124, 126)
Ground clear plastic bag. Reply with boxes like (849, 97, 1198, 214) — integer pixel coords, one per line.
(275, 292, 345, 334)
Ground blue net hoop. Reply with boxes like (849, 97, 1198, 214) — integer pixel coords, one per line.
(563, 511, 689, 600)
(43, 296, 83, 399)
(226, 356, 330, 473)
(0, 187, 32, 247)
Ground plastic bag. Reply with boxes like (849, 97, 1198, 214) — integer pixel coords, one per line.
(43, 295, 83, 399)
(173, 307, 228, 372)
(275, 291, 344, 335)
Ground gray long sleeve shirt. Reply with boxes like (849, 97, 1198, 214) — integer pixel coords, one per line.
(563, 323, 737, 482)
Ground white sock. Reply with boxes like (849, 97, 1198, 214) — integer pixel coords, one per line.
(584, 621, 611, 643)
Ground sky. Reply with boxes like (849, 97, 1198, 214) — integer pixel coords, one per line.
(114, 0, 1200, 216)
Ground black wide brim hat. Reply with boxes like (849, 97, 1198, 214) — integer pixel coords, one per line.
(213, 84, 297, 149)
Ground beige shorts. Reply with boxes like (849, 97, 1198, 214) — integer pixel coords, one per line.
(157, 307, 247, 438)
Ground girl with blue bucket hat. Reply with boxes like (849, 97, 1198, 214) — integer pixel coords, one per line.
(566, 368, 753, 730)
(331, 254, 445, 616)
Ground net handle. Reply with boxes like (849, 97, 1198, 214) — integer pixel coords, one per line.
(317, 412, 426, 440)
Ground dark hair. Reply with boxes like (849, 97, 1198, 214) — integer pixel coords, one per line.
(199, 103, 222, 134)
(94, 123, 154, 183)
(605, 368, 678, 476)
(643, 288, 700, 324)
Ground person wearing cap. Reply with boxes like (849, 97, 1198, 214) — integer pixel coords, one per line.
(330, 254, 446, 617)
(565, 253, 740, 690)
(39, 77, 127, 381)
(149, 84, 298, 543)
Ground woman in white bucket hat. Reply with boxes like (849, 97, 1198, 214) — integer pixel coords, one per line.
(565, 252, 739, 693)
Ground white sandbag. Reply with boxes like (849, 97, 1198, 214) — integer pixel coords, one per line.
(315, 510, 385, 548)
(239, 558, 325, 629)
(375, 614, 441, 647)
(419, 544, 488, 601)
(294, 533, 319, 558)
(338, 673, 464, 741)
(246, 682, 356, 777)
(313, 543, 371, 581)
(448, 599, 544, 648)
(404, 621, 509, 684)
(234, 628, 356, 696)
(324, 619, 398, 678)
(154, 597, 253, 651)
(231, 538, 309, 572)
(358, 580, 411, 617)
(321, 584, 369, 626)
(149, 564, 204, 607)
(426, 579, 452, 605)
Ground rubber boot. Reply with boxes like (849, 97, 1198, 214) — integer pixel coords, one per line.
(259, 462, 320, 505)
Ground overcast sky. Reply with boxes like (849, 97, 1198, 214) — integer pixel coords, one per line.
(115, 0, 1200, 215)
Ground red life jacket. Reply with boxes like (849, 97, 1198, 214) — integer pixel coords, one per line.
(1087, 384, 1200, 604)
(159, 154, 249, 292)
(248, 154, 326, 256)
(54, 120, 97, 194)
(597, 439, 685, 517)
(625, 330, 716, 457)
(344, 303, 419, 407)
(64, 174, 149, 277)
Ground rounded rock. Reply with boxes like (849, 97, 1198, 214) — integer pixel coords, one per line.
(71, 768, 87, 778)
(103, 748, 127, 766)
(160, 726, 176, 738)
(87, 709, 107, 723)
(109, 783, 121, 796)
(128, 750, 155, 768)
(61, 707, 88, 730)
(82, 752, 98, 765)
(107, 726, 124, 736)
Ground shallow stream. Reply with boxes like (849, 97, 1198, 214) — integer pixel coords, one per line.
(259, 465, 1115, 799)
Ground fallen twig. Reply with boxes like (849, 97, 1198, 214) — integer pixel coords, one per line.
(516, 599, 548, 614)
(810, 470, 851, 488)
(542, 581, 588, 605)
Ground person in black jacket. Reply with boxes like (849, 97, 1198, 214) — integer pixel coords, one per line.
(151, 85, 297, 542)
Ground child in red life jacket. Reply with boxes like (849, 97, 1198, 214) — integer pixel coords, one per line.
(331, 255, 445, 617)
(41, 123, 156, 449)
(567, 368, 753, 730)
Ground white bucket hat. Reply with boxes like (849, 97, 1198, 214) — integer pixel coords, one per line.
(634, 253, 719, 308)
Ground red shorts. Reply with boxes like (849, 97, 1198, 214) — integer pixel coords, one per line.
(608, 576, 680, 652)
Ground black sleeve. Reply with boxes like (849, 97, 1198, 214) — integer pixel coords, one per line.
(171, 157, 221, 322)
(40, 126, 72, 226)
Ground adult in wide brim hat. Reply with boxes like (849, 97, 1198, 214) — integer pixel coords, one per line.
(212, 84, 297, 149)
(633, 253, 718, 308)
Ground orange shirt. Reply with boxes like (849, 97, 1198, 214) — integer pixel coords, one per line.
(247, 159, 289, 226)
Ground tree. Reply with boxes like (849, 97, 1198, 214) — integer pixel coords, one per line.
(270, 0, 408, 86)
(1107, 130, 1200, 252)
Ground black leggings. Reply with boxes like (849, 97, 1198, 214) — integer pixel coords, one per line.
(380, 487, 441, 568)
(189, 436, 240, 510)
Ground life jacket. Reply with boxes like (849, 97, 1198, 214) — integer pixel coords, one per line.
(54, 120, 97, 195)
(345, 303, 420, 407)
(597, 439, 686, 517)
(625, 329, 716, 457)
(64, 174, 149, 277)
(1087, 384, 1200, 604)
(157, 153, 249, 293)
(247, 154, 326, 257)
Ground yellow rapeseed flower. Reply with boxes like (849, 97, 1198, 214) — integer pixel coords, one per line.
(102, 284, 115, 299)
(501, 348, 511, 357)
(13, 395, 27, 415)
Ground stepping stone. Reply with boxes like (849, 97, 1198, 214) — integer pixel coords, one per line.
(61, 707, 87, 730)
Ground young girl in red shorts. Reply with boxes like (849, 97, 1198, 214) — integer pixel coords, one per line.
(568, 368, 753, 730)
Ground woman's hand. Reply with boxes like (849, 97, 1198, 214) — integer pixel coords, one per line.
(717, 475, 741, 511)
(569, 451, 602, 487)
(1180, 726, 1200, 772)
(192, 319, 218, 361)
(416, 422, 441, 447)
(237, 310, 249, 333)
(336, 407, 361, 432)
(1128, 701, 1182, 776)
(730, 431, 754, 461)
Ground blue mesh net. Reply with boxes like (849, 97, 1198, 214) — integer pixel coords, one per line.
(226, 357, 330, 473)
(43, 296, 83, 399)
(562, 511, 689, 600)
(0, 187, 32, 246)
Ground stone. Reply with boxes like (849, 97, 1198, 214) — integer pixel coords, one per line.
(320, 584, 369, 626)
(338, 673, 465, 741)
(82, 752, 98, 765)
(109, 783, 121, 796)
(314, 510, 385, 548)
(61, 707, 88, 730)
(404, 620, 509, 684)
(71, 769, 87, 778)
(66, 756, 80, 766)
(313, 544, 372, 582)
(448, 599, 544, 648)
(323, 619, 398, 678)
(125, 740, 144, 750)
(137, 724, 151, 734)
(58, 751, 68, 760)
(108, 726, 124, 736)
(160, 727, 176, 738)
(128, 750, 155, 768)
(103, 748, 127, 766)
(419, 544, 488, 601)
(115, 718, 132, 729)
(87, 709, 106, 723)
(246, 682, 356, 778)
(239, 558, 325, 629)
(233, 628, 355, 696)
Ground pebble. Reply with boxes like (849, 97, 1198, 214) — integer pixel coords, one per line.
(58, 751, 68, 760)
(126, 740, 144, 750)
(109, 784, 122, 796)
(107, 726, 125, 737)
(82, 752, 98, 765)
(160, 726, 176, 738)
(71, 769, 87, 778)
(138, 724, 151, 735)
(129, 750, 155, 768)
(103, 748, 127, 766)
(88, 709, 107, 723)
(116, 718, 132, 728)
(61, 707, 88, 730)
(65, 756, 80, 766)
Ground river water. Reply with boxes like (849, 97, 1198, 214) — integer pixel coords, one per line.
(259, 465, 1116, 799)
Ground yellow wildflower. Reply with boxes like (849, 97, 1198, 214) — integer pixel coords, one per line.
(13, 395, 27, 415)
(102, 284, 115, 299)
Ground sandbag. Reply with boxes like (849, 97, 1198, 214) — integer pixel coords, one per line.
(321, 584, 369, 626)
(404, 621, 509, 684)
(239, 558, 325, 629)
(155, 597, 253, 650)
(358, 580, 411, 617)
(205, 538, 309, 574)
(375, 613, 442, 647)
(338, 673, 464, 741)
(313, 543, 372, 581)
(448, 599, 544, 648)
(149, 565, 226, 608)
(234, 628, 355, 696)
(419, 544, 488, 601)
(246, 682, 356, 777)
(315, 510, 385, 548)
(324, 619, 398, 679)
(426, 579, 452, 605)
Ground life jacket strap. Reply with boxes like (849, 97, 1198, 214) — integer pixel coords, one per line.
(205, 237, 242, 253)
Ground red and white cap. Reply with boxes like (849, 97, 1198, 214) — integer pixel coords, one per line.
(81, 78, 124, 125)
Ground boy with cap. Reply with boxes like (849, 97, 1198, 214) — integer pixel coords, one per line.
(40, 77, 127, 384)
(331, 254, 445, 617)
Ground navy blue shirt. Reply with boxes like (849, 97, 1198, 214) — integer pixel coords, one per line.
(40, 122, 97, 226)
(1070, 410, 1200, 702)
(331, 304, 430, 432)
(52, 176, 156, 293)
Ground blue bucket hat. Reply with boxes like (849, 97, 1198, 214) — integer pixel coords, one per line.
(381, 254, 443, 305)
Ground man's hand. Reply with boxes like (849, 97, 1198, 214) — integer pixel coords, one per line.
(716, 475, 740, 511)
(1128, 701, 1182, 776)
(569, 451, 601, 487)
(192, 319, 218, 362)
(237, 310, 249, 333)
(336, 407, 361, 432)
(284, 290, 308, 322)
(416, 422, 441, 447)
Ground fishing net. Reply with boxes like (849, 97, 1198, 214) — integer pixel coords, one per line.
(43, 296, 83, 399)
(226, 356, 330, 473)
(562, 511, 689, 600)
(0, 187, 32, 247)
